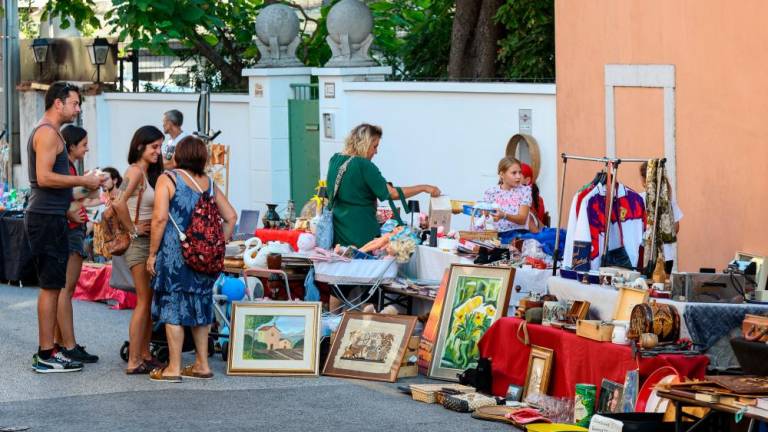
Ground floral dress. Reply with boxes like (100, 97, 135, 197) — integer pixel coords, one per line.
(151, 171, 218, 327)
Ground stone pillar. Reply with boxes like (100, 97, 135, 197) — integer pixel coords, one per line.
(312, 66, 392, 177)
(242, 67, 312, 210)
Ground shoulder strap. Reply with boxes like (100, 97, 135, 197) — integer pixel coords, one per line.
(164, 171, 177, 188)
(176, 169, 205, 194)
(328, 156, 354, 210)
(387, 186, 408, 226)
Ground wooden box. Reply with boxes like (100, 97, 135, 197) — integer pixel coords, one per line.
(398, 336, 421, 378)
(576, 319, 614, 342)
(612, 286, 649, 321)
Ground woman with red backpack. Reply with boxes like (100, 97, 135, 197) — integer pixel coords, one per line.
(146, 136, 237, 382)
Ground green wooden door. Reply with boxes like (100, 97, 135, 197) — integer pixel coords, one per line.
(288, 84, 320, 212)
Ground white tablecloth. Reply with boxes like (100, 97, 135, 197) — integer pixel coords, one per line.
(547, 276, 691, 338)
(401, 245, 551, 309)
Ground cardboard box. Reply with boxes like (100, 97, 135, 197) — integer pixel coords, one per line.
(398, 335, 420, 378)
(429, 196, 452, 231)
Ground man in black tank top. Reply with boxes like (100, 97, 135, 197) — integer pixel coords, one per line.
(25, 82, 103, 374)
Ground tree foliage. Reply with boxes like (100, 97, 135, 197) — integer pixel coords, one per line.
(495, 0, 555, 81)
(38, 0, 555, 88)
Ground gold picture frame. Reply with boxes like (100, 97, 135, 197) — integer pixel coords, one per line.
(523, 345, 554, 400)
(226, 301, 321, 376)
(323, 312, 417, 382)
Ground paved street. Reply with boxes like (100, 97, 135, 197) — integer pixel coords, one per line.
(0, 284, 512, 431)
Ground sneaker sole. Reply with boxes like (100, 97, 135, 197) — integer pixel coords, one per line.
(33, 366, 83, 373)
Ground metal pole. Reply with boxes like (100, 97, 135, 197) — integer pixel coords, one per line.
(552, 153, 568, 276)
(561, 154, 614, 163)
(4, 0, 18, 186)
(131, 49, 139, 92)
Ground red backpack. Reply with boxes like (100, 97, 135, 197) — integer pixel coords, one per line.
(167, 170, 225, 274)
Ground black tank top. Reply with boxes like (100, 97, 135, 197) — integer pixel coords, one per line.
(27, 123, 73, 215)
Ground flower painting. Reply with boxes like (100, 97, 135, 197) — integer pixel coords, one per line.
(429, 265, 513, 381)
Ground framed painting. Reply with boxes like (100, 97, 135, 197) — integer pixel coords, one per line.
(323, 312, 417, 382)
(227, 302, 321, 376)
(429, 264, 514, 381)
(523, 345, 554, 400)
(597, 379, 624, 413)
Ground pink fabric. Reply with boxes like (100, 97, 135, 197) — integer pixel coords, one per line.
(73, 264, 137, 310)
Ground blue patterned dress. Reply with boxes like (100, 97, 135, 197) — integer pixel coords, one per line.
(151, 171, 218, 326)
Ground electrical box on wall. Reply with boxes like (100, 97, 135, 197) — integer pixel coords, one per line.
(519, 109, 532, 134)
(323, 113, 334, 139)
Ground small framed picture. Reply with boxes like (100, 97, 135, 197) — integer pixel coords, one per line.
(598, 379, 625, 413)
(506, 384, 524, 402)
(323, 312, 417, 382)
(523, 345, 554, 400)
(227, 302, 321, 376)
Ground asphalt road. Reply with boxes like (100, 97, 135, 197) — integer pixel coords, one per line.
(0, 283, 515, 432)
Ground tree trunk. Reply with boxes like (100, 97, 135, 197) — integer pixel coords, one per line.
(189, 33, 246, 89)
(448, 0, 504, 79)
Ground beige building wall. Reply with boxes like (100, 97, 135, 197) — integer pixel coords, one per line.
(555, 0, 768, 271)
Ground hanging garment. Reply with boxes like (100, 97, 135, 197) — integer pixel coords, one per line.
(562, 184, 600, 268)
(643, 160, 676, 268)
(585, 183, 646, 270)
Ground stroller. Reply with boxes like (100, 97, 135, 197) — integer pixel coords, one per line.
(119, 322, 214, 363)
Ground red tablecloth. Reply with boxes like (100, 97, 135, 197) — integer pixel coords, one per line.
(73, 264, 137, 310)
(254, 229, 302, 251)
(478, 317, 709, 398)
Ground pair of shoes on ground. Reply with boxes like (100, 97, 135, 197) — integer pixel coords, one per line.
(32, 350, 80, 374)
(149, 364, 214, 383)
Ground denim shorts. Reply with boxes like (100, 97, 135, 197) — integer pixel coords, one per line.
(67, 225, 87, 258)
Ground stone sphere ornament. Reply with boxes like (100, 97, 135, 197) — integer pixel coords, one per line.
(324, 0, 376, 67)
(254, 3, 303, 68)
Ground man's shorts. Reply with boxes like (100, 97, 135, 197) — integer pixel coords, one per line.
(25, 212, 68, 289)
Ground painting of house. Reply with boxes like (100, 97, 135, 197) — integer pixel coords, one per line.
(257, 325, 283, 350)
(243, 315, 306, 360)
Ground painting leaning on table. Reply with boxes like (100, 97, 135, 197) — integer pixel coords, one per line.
(440, 275, 502, 370)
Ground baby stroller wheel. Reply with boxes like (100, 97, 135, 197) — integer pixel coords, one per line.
(153, 344, 169, 363)
(208, 336, 215, 357)
(120, 341, 129, 362)
(221, 342, 229, 362)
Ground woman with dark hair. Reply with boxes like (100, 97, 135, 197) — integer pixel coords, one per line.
(53, 125, 99, 363)
(113, 125, 164, 374)
(147, 136, 237, 382)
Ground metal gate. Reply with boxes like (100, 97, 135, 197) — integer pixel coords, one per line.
(288, 83, 320, 212)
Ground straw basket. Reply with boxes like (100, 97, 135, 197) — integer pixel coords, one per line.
(410, 384, 475, 404)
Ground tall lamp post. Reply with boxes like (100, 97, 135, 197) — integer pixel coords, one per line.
(86, 37, 110, 84)
(31, 38, 49, 76)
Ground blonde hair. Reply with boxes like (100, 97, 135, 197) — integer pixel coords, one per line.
(497, 156, 521, 184)
(343, 123, 383, 157)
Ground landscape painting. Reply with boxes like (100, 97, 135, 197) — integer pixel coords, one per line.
(227, 302, 321, 376)
(243, 315, 305, 360)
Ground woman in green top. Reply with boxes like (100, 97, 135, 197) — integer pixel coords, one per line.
(326, 123, 441, 248)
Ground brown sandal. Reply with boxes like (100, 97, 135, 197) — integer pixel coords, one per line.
(181, 364, 214, 380)
(149, 367, 182, 383)
(125, 362, 152, 375)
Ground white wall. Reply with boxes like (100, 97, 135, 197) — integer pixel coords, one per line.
(319, 81, 558, 230)
(91, 92, 250, 213)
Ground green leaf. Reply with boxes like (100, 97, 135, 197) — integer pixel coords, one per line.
(181, 7, 205, 22)
(202, 33, 218, 46)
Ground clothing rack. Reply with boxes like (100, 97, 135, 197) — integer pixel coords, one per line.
(552, 153, 667, 276)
